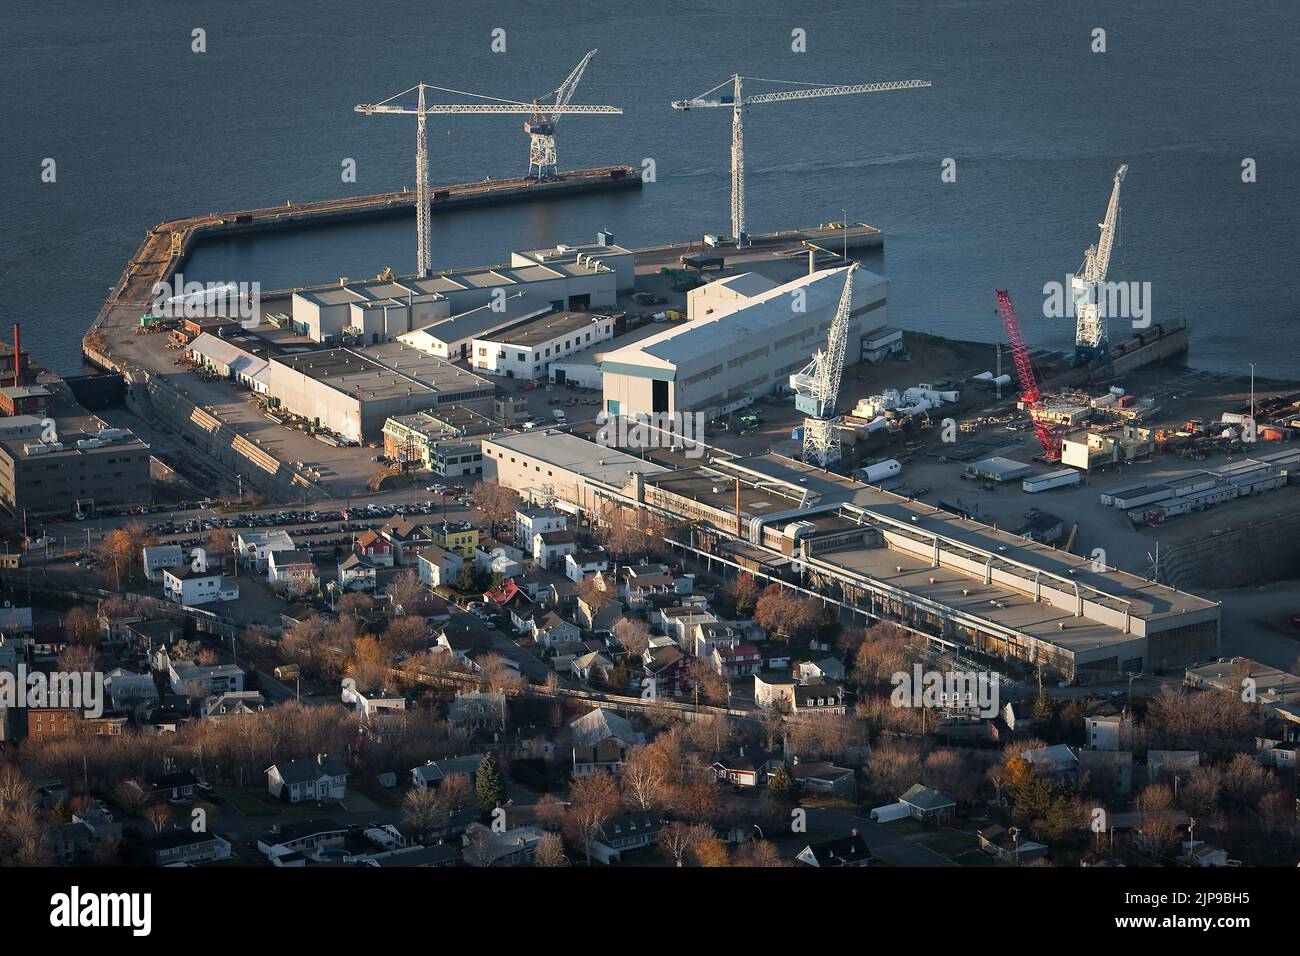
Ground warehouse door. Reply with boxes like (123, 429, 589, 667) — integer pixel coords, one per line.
(652, 379, 669, 414)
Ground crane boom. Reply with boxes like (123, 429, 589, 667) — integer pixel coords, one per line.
(671, 75, 930, 248)
(997, 289, 1064, 461)
(355, 75, 620, 276)
(1072, 163, 1129, 361)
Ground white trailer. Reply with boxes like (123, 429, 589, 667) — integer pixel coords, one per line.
(1022, 469, 1082, 493)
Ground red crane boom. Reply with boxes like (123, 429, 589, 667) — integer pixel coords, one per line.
(996, 289, 1063, 461)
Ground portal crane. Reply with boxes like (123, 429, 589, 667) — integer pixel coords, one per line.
(526, 49, 602, 180)
(356, 71, 620, 278)
(1072, 163, 1128, 363)
(790, 264, 856, 467)
(997, 289, 1064, 461)
(671, 75, 930, 248)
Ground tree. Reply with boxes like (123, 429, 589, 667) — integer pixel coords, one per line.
(733, 572, 759, 616)
(622, 746, 668, 811)
(1032, 689, 1054, 723)
(753, 585, 818, 641)
(692, 837, 731, 867)
(475, 752, 506, 813)
(383, 615, 431, 654)
(402, 787, 442, 840)
(143, 804, 171, 833)
(63, 606, 99, 647)
(533, 831, 569, 867)
(387, 569, 423, 615)
(767, 763, 796, 804)
(658, 821, 708, 867)
(470, 481, 518, 536)
(456, 563, 476, 593)
(566, 771, 620, 865)
(612, 618, 651, 659)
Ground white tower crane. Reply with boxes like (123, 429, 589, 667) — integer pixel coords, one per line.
(671, 75, 930, 249)
(526, 49, 602, 180)
(356, 77, 620, 278)
(1072, 163, 1129, 362)
(790, 264, 857, 468)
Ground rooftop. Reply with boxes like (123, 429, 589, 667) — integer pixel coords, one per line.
(477, 310, 608, 348)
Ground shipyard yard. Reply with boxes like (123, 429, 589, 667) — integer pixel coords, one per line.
(3, 0, 1299, 916)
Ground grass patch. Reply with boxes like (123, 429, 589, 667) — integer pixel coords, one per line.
(212, 785, 329, 817)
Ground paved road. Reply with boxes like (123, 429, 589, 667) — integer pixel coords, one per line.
(1206, 580, 1300, 673)
(805, 807, 958, 867)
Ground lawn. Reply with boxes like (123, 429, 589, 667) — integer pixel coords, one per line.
(212, 785, 330, 816)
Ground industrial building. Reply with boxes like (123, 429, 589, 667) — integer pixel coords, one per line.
(290, 238, 621, 346)
(397, 294, 552, 362)
(187, 334, 271, 394)
(265, 344, 493, 443)
(599, 266, 887, 420)
(1061, 425, 1155, 471)
(482, 429, 1220, 683)
(470, 311, 614, 379)
(381, 408, 497, 464)
(0, 416, 150, 516)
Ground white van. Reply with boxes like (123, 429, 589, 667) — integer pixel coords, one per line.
(552, 409, 567, 423)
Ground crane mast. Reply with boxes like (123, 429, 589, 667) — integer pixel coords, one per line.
(1073, 163, 1129, 362)
(791, 264, 856, 467)
(672, 76, 930, 249)
(527, 49, 600, 180)
(356, 75, 620, 278)
(997, 289, 1064, 461)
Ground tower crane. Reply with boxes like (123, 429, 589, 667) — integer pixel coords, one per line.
(1072, 163, 1128, 363)
(671, 75, 930, 249)
(356, 65, 620, 278)
(526, 49, 603, 180)
(790, 264, 856, 468)
(997, 289, 1065, 461)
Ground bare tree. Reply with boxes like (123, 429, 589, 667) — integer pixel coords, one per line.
(533, 831, 569, 867)
(565, 771, 620, 865)
(659, 821, 708, 867)
(387, 569, 424, 615)
(143, 804, 171, 833)
(402, 786, 442, 840)
(612, 618, 651, 659)
(623, 746, 668, 811)
(469, 481, 519, 536)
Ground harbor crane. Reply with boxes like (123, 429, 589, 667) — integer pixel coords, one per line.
(790, 264, 857, 467)
(997, 289, 1065, 461)
(525, 49, 604, 180)
(671, 75, 930, 249)
(1072, 163, 1129, 363)
(355, 61, 620, 278)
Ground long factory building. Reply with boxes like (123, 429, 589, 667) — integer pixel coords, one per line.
(289, 237, 634, 348)
(482, 429, 1220, 682)
(599, 265, 888, 420)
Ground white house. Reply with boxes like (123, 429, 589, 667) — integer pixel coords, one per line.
(565, 550, 609, 582)
(533, 530, 577, 571)
(416, 545, 464, 588)
(337, 553, 378, 591)
(266, 755, 349, 803)
(235, 530, 295, 571)
(168, 657, 245, 698)
(267, 549, 319, 596)
(162, 566, 239, 606)
(515, 506, 567, 549)
(142, 545, 183, 583)
(533, 610, 580, 647)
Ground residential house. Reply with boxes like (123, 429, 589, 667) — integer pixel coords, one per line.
(791, 682, 846, 716)
(256, 818, 347, 863)
(266, 755, 349, 803)
(591, 812, 662, 864)
(429, 521, 478, 559)
(147, 829, 232, 865)
(354, 529, 395, 568)
(978, 825, 1049, 864)
(754, 672, 797, 712)
(337, 553, 378, 591)
(792, 761, 857, 801)
(565, 549, 609, 583)
(572, 650, 615, 684)
(711, 749, 779, 788)
(571, 708, 644, 776)
(103, 668, 160, 712)
(162, 566, 239, 606)
(201, 690, 266, 721)
(475, 541, 525, 579)
(411, 754, 482, 790)
(533, 529, 577, 571)
(462, 821, 544, 866)
(798, 657, 846, 683)
(1085, 700, 1133, 751)
(899, 783, 957, 824)
(644, 645, 688, 697)
(142, 544, 183, 583)
(578, 597, 624, 635)
(515, 506, 567, 549)
(657, 604, 716, 647)
(382, 518, 437, 565)
(1182, 840, 1232, 867)
(447, 691, 507, 731)
(694, 621, 744, 659)
(267, 549, 319, 596)
(1022, 744, 1081, 780)
(416, 544, 464, 589)
(796, 831, 871, 868)
(235, 530, 295, 571)
(532, 610, 580, 648)
(134, 771, 199, 804)
(167, 656, 244, 699)
(712, 643, 762, 679)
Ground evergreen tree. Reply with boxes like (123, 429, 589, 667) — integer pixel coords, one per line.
(1032, 689, 1054, 723)
(767, 762, 796, 804)
(476, 752, 506, 813)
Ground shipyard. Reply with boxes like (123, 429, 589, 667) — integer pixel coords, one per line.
(3, 1, 1298, 903)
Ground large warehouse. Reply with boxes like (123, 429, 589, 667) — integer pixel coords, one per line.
(265, 344, 494, 443)
(290, 241, 620, 345)
(600, 265, 888, 420)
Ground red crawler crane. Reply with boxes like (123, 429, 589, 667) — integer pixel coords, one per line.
(996, 289, 1064, 461)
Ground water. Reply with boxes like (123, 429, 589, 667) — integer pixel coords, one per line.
(3, 0, 1298, 377)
